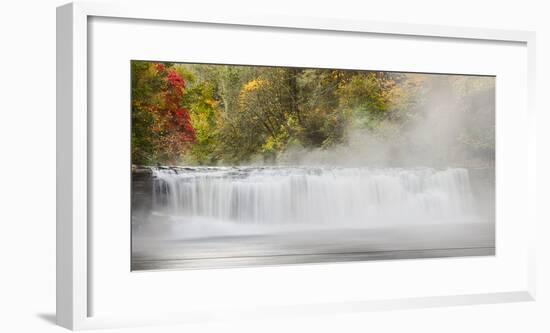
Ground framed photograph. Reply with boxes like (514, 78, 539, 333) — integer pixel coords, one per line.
(57, 1, 537, 330)
(130, 61, 497, 271)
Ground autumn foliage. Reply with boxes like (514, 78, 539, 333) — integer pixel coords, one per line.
(132, 62, 196, 164)
(132, 61, 495, 166)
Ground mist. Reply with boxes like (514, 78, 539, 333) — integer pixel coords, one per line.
(274, 74, 495, 169)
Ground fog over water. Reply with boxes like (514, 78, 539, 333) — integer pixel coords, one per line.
(131, 165, 494, 270)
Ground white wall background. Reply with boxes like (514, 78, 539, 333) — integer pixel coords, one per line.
(0, 0, 548, 332)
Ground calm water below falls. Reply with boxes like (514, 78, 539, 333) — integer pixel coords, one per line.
(131, 166, 494, 271)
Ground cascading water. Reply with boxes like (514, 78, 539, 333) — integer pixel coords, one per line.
(150, 167, 478, 226)
(131, 167, 494, 270)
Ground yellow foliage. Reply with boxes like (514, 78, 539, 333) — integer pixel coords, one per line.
(206, 99, 219, 108)
(242, 79, 267, 93)
(239, 79, 269, 112)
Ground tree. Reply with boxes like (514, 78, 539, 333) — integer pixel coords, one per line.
(131, 61, 196, 165)
(131, 61, 495, 168)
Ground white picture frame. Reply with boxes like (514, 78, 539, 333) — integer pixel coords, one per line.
(57, 1, 537, 330)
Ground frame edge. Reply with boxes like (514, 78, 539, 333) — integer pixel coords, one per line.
(56, 2, 75, 330)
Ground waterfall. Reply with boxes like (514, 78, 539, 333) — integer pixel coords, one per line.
(150, 167, 477, 226)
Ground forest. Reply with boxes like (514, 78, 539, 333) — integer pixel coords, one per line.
(131, 61, 495, 167)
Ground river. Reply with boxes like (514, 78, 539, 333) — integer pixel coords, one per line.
(131, 166, 495, 270)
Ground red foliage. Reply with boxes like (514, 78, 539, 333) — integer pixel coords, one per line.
(142, 63, 197, 155)
(155, 63, 166, 73)
(173, 108, 196, 143)
(167, 70, 186, 90)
